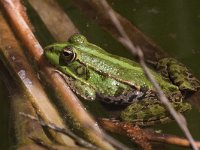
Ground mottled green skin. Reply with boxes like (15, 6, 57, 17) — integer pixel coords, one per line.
(45, 34, 199, 125)
(121, 99, 192, 126)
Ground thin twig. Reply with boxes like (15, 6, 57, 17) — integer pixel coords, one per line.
(20, 109, 130, 150)
(29, 137, 57, 150)
(99, 1, 198, 150)
(20, 112, 100, 150)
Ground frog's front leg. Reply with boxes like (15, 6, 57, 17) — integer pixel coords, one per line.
(69, 79, 97, 100)
(157, 58, 200, 94)
(55, 70, 96, 100)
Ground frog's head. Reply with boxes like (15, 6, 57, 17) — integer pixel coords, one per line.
(44, 34, 88, 66)
(44, 34, 94, 81)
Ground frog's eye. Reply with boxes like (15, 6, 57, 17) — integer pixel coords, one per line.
(60, 46, 76, 64)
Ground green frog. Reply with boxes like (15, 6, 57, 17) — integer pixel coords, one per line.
(44, 34, 200, 126)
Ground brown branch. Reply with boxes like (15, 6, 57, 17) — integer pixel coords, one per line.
(98, 1, 198, 150)
(99, 118, 200, 149)
(149, 132, 200, 148)
(29, 137, 87, 150)
(20, 112, 99, 150)
(13, 0, 34, 30)
(29, 137, 57, 150)
(99, 119, 152, 150)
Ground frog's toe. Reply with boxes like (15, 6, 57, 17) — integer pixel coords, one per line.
(157, 58, 200, 94)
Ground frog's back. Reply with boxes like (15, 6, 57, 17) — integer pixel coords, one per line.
(74, 43, 178, 93)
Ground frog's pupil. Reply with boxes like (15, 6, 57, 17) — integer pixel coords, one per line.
(63, 50, 72, 56)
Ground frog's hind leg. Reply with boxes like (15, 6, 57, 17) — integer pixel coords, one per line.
(55, 70, 96, 101)
(157, 58, 200, 95)
(120, 97, 191, 126)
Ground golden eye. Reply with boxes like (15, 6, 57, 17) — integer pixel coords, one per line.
(60, 46, 76, 64)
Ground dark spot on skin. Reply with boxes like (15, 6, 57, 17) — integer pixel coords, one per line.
(128, 98, 133, 103)
(85, 69, 90, 80)
(137, 94, 146, 101)
(49, 47, 54, 52)
(103, 98, 112, 103)
(114, 99, 123, 105)
(114, 87, 125, 97)
(157, 65, 166, 70)
(128, 94, 138, 101)
(187, 73, 194, 79)
(176, 80, 184, 86)
(140, 86, 148, 93)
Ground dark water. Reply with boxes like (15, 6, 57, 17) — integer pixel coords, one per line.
(109, 0, 200, 77)
(57, 0, 200, 149)
(108, 0, 200, 146)
(0, 73, 10, 149)
(1, 0, 200, 149)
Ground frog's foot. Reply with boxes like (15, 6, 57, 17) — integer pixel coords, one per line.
(54, 70, 96, 100)
(157, 58, 200, 95)
(120, 98, 191, 126)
